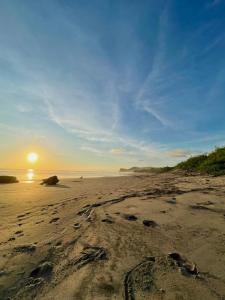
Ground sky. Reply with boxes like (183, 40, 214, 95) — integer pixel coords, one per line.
(0, 0, 225, 171)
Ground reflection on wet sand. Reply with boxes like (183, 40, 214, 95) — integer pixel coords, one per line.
(26, 169, 34, 182)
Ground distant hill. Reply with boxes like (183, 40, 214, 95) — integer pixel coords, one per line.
(120, 147, 225, 176)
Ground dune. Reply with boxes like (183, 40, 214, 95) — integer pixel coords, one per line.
(1, 173, 225, 299)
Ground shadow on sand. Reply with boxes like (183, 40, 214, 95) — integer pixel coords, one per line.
(44, 184, 70, 189)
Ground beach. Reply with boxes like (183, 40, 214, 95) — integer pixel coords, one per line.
(1, 172, 225, 299)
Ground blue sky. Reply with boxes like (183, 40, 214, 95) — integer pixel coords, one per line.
(0, 0, 225, 170)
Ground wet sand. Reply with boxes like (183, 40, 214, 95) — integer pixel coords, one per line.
(1, 172, 225, 299)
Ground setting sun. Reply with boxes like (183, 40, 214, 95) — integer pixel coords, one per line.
(27, 152, 39, 163)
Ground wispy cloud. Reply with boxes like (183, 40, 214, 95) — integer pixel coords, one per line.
(167, 149, 192, 158)
(134, 5, 172, 127)
(110, 148, 127, 155)
(80, 146, 104, 155)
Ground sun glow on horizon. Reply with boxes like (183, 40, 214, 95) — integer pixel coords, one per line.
(27, 152, 39, 163)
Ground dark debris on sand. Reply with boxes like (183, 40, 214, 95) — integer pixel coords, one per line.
(168, 252, 198, 277)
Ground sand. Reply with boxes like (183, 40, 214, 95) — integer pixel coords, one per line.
(1, 172, 225, 300)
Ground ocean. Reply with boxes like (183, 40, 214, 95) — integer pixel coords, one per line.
(0, 169, 127, 182)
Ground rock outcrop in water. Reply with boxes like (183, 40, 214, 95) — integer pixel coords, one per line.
(0, 176, 18, 184)
(41, 176, 59, 186)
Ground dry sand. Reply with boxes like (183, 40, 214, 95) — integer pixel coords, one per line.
(1, 172, 225, 299)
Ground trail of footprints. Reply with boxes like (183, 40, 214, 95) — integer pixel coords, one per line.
(3, 184, 225, 299)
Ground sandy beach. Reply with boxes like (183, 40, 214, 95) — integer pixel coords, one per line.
(1, 172, 225, 299)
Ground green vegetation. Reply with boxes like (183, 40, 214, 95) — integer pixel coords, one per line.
(175, 155, 207, 171)
(175, 147, 225, 176)
(120, 166, 173, 173)
(121, 147, 225, 176)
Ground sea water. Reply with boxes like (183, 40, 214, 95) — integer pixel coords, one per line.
(0, 169, 126, 182)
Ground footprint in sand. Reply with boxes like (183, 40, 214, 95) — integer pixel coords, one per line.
(15, 230, 23, 235)
(49, 217, 60, 223)
(123, 214, 138, 221)
(36, 220, 44, 224)
(143, 220, 158, 227)
(102, 218, 114, 224)
(17, 214, 26, 218)
(166, 198, 177, 204)
(14, 230, 24, 237)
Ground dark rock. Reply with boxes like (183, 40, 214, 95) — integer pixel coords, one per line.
(143, 220, 158, 227)
(30, 261, 53, 278)
(0, 176, 18, 184)
(41, 176, 59, 185)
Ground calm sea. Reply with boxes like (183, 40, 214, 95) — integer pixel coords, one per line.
(0, 169, 127, 182)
